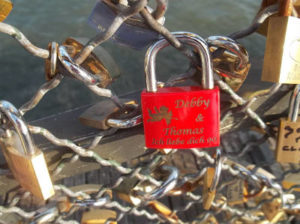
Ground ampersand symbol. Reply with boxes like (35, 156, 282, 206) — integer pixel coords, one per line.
(195, 113, 204, 122)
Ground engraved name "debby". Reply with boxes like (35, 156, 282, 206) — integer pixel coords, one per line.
(175, 97, 210, 109)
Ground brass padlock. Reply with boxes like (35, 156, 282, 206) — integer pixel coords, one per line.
(202, 149, 222, 210)
(0, 101, 54, 200)
(0, 0, 12, 22)
(81, 209, 117, 224)
(79, 99, 141, 130)
(276, 84, 300, 163)
(261, 194, 287, 223)
(256, 0, 299, 36)
(262, 14, 300, 83)
(226, 179, 247, 206)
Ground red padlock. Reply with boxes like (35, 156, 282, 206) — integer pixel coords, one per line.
(141, 32, 220, 149)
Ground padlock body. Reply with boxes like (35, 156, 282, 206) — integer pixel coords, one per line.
(276, 118, 300, 163)
(141, 86, 220, 149)
(262, 16, 300, 83)
(3, 149, 54, 200)
(88, 0, 162, 50)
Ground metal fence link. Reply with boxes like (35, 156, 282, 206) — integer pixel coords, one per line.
(0, 0, 299, 223)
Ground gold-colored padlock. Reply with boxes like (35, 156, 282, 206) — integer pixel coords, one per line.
(262, 5, 300, 83)
(148, 201, 180, 224)
(0, 0, 13, 22)
(0, 101, 54, 200)
(256, 0, 296, 36)
(261, 194, 287, 223)
(276, 84, 300, 163)
(195, 214, 219, 224)
(226, 179, 248, 206)
(202, 149, 222, 210)
(81, 209, 117, 224)
(202, 167, 217, 210)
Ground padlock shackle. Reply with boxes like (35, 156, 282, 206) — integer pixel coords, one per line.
(0, 101, 35, 155)
(145, 32, 214, 92)
(288, 84, 300, 122)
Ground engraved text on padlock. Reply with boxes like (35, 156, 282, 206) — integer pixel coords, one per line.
(141, 32, 220, 149)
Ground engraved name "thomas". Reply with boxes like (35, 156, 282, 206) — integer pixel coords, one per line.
(175, 97, 210, 109)
(163, 126, 204, 136)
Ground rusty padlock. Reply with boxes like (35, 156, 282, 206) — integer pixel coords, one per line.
(276, 84, 300, 163)
(0, 101, 54, 200)
(141, 32, 220, 149)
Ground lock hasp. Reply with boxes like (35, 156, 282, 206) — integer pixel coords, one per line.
(262, 16, 300, 83)
(141, 86, 220, 149)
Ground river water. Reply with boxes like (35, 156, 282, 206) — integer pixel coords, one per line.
(0, 0, 268, 120)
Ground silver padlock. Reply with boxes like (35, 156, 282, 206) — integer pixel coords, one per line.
(88, 0, 165, 50)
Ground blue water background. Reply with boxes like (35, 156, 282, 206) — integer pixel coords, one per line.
(0, 0, 268, 120)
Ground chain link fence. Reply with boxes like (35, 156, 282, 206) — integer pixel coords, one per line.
(0, 0, 299, 223)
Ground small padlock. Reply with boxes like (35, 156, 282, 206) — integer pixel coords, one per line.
(261, 11, 300, 83)
(276, 84, 300, 163)
(141, 32, 220, 149)
(79, 99, 141, 130)
(206, 36, 251, 91)
(226, 179, 247, 206)
(202, 149, 221, 210)
(0, 101, 54, 200)
(81, 209, 117, 224)
(88, 0, 165, 50)
(0, 0, 12, 22)
(261, 194, 287, 223)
